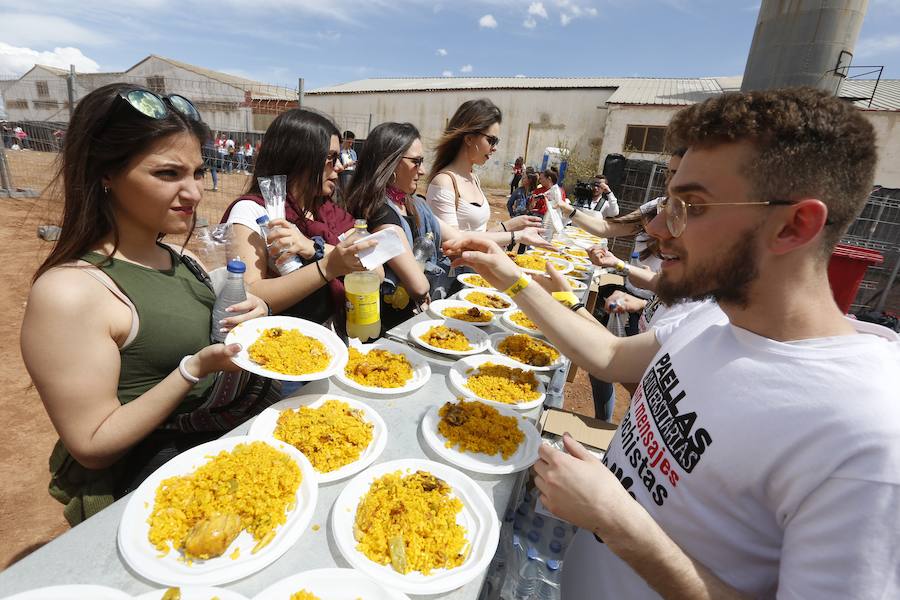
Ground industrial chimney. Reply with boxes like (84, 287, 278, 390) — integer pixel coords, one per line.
(742, 0, 868, 94)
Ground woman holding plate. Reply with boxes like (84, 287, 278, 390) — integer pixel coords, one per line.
(21, 84, 272, 525)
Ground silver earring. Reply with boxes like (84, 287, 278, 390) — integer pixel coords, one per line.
(103, 186, 110, 194)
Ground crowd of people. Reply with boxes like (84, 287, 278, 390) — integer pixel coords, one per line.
(19, 82, 900, 598)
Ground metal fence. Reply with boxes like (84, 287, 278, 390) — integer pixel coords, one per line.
(608, 160, 899, 315)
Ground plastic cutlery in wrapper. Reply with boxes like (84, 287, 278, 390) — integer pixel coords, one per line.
(258, 175, 287, 220)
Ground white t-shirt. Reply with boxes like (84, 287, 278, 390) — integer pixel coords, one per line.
(638, 298, 705, 334)
(562, 302, 900, 599)
(426, 174, 491, 232)
(225, 200, 268, 234)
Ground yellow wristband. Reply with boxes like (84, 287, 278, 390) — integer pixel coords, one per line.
(615, 260, 626, 272)
(504, 274, 531, 298)
(552, 291, 579, 306)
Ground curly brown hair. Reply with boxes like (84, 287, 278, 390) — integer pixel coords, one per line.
(665, 87, 876, 252)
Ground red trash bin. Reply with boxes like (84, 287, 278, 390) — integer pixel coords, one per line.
(827, 244, 884, 313)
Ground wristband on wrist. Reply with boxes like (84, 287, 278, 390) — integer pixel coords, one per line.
(500, 221, 508, 232)
(504, 274, 531, 298)
(315, 259, 329, 283)
(569, 206, 578, 219)
(614, 260, 626, 272)
(552, 291, 579, 306)
(570, 302, 585, 312)
(178, 355, 200, 384)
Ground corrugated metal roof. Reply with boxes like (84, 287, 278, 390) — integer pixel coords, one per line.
(307, 77, 628, 94)
(839, 79, 900, 111)
(606, 78, 724, 105)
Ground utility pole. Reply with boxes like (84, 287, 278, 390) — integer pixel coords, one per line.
(298, 78, 304, 108)
(67, 64, 76, 121)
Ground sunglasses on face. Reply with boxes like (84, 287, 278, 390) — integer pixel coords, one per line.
(325, 152, 341, 168)
(403, 156, 425, 167)
(478, 132, 500, 148)
(655, 195, 797, 238)
(115, 89, 201, 122)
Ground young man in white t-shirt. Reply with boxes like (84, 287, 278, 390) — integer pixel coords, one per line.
(443, 88, 900, 599)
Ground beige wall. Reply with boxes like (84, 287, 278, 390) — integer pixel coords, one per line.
(304, 88, 616, 187)
(598, 104, 680, 167)
(865, 111, 900, 188)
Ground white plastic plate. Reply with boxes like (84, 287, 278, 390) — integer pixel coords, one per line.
(454, 287, 516, 313)
(334, 338, 431, 396)
(447, 354, 545, 411)
(3, 586, 131, 600)
(331, 459, 500, 595)
(252, 568, 410, 600)
(118, 436, 318, 586)
(408, 319, 490, 357)
(428, 299, 496, 327)
(488, 332, 565, 372)
(500, 310, 546, 338)
(134, 588, 249, 600)
(421, 401, 540, 474)
(225, 316, 348, 382)
(247, 394, 387, 483)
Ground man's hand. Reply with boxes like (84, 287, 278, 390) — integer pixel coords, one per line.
(605, 290, 646, 314)
(589, 245, 622, 268)
(533, 434, 636, 537)
(441, 237, 523, 291)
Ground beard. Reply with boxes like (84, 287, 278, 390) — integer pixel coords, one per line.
(656, 222, 762, 308)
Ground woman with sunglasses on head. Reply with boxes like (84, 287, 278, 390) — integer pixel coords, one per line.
(426, 99, 543, 236)
(221, 109, 377, 330)
(20, 84, 273, 525)
(347, 122, 553, 331)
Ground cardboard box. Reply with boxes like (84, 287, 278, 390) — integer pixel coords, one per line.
(539, 406, 618, 455)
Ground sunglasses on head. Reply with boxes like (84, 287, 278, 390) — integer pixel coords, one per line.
(478, 132, 500, 148)
(115, 88, 201, 122)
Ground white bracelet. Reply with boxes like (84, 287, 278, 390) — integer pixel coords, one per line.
(178, 355, 200, 384)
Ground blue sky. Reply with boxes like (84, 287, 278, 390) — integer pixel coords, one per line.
(1, 0, 898, 89)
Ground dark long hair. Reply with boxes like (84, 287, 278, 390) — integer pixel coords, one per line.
(345, 122, 421, 229)
(34, 82, 209, 281)
(427, 98, 502, 184)
(247, 108, 340, 218)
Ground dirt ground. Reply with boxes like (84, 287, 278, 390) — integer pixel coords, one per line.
(0, 150, 627, 570)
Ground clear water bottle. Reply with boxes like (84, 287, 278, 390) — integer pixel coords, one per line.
(515, 546, 542, 598)
(630, 250, 641, 267)
(211, 259, 248, 342)
(255, 214, 303, 275)
(542, 210, 555, 242)
(536, 558, 562, 600)
(606, 301, 627, 337)
(412, 231, 436, 270)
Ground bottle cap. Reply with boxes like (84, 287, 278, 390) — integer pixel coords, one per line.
(549, 540, 562, 554)
(226, 259, 246, 273)
(553, 526, 566, 538)
(526, 545, 540, 559)
(547, 559, 561, 570)
(255, 215, 270, 224)
(532, 515, 545, 528)
(631, 251, 640, 258)
(527, 530, 540, 543)
(354, 219, 367, 228)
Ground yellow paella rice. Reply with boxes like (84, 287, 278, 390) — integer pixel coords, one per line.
(438, 400, 524, 459)
(464, 362, 541, 404)
(422, 325, 472, 351)
(465, 291, 511, 309)
(147, 441, 301, 560)
(274, 399, 373, 473)
(497, 334, 560, 367)
(510, 253, 546, 271)
(248, 327, 331, 375)
(462, 273, 492, 288)
(564, 277, 587, 289)
(289, 591, 320, 600)
(354, 470, 468, 575)
(509, 310, 540, 332)
(345, 347, 413, 388)
(442, 306, 493, 323)
(567, 248, 589, 257)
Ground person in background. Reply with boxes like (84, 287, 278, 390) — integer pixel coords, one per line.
(20, 84, 272, 525)
(348, 122, 554, 331)
(221, 109, 376, 328)
(587, 174, 619, 217)
(540, 168, 562, 208)
(201, 134, 218, 191)
(243, 138, 254, 173)
(507, 167, 536, 218)
(510, 156, 524, 195)
(235, 140, 246, 174)
(426, 98, 541, 235)
(340, 130, 357, 190)
(215, 132, 227, 175)
(224, 134, 235, 174)
(443, 87, 900, 600)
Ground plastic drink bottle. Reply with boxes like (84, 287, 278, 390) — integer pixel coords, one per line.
(255, 214, 303, 275)
(413, 231, 436, 270)
(211, 259, 248, 342)
(345, 219, 381, 341)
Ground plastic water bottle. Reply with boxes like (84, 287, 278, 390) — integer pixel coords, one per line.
(412, 231, 436, 270)
(537, 558, 562, 600)
(606, 301, 627, 337)
(255, 214, 303, 275)
(515, 546, 542, 598)
(211, 259, 248, 342)
(502, 534, 527, 599)
(546, 366, 566, 409)
(542, 210, 555, 242)
(630, 250, 641, 267)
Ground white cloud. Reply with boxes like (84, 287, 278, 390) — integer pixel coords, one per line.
(586, 7, 598, 16)
(855, 34, 900, 57)
(0, 42, 100, 76)
(523, 16, 537, 28)
(316, 30, 341, 41)
(479, 14, 498, 28)
(560, 13, 572, 25)
(436, 48, 448, 56)
(528, 2, 548, 18)
(0, 13, 112, 47)
(460, 64, 473, 73)
(442, 70, 453, 77)
(515, 74, 526, 78)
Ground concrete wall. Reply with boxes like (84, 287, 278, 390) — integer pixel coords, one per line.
(304, 87, 616, 187)
(599, 104, 680, 165)
(865, 111, 900, 188)
(2, 67, 70, 122)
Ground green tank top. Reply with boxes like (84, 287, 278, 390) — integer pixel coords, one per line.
(81, 245, 216, 409)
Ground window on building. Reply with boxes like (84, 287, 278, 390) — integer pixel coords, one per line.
(35, 81, 50, 97)
(33, 100, 60, 110)
(146, 76, 166, 94)
(623, 125, 667, 153)
(8, 100, 29, 109)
